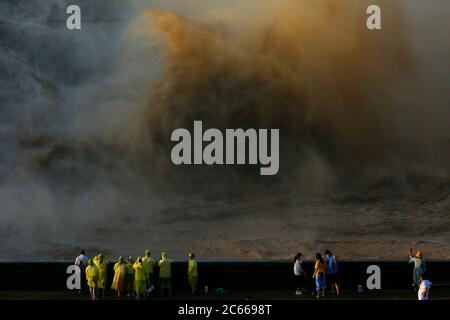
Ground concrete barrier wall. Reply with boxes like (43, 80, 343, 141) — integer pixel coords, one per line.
(0, 261, 449, 291)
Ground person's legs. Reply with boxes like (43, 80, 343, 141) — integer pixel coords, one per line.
(190, 277, 198, 295)
(319, 276, 326, 297)
(295, 275, 304, 295)
(315, 278, 321, 298)
(79, 270, 85, 294)
(413, 269, 419, 289)
(334, 280, 341, 296)
(160, 280, 166, 296)
(146, 273, 151, 293)
(160, 278, 171, 296)
(138, 288, 145, 300)
(301, 274, 309, 292)
(136, 281, 144, 300)
(326, 273, 333, 293)
(128, 276, 134, 296)
(136, 285, 143, 300)
(146, 273, 154, 297)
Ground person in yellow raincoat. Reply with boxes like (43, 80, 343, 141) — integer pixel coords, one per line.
(93, 253, 109, 298)
(133, 257, 147, 300)
(111, 256, 126, 298)
(158, 251, 172, 296)
(188, 252, 198, 295)
(85, 259, 98, 300)
(142, 250, 156, 295)
(125, 256, 135, 297)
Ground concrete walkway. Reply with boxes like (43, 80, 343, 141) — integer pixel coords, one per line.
(1, 288, 449, 300)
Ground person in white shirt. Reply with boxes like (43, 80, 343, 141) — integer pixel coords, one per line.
(293, 252, 306, 295)
(418, 274, 432, 301)
(75, 249, 88, 294)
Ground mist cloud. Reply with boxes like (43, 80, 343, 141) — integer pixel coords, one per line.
(0, 0, 449, 260)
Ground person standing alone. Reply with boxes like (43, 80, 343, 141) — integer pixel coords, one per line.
(188, 252, 198, 295)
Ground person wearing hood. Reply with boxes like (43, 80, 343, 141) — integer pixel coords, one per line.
(133, 257, 147, 300)
(158, 251, 172, 296)
(85, 259, 99, 300)
(125, 256, 135, 297)
(142, 250, 156, 294)
(94, 253, 109, 298)
(111, 256, 126, 298)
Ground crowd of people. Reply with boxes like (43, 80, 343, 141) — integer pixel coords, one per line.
(292, 250, 341, 299)
(75, 250, 198, 300)
(74, 247, 431, 301)
(292, 248, 431, 300)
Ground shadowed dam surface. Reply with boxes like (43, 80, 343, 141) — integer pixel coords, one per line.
(0, 0, 449, 260)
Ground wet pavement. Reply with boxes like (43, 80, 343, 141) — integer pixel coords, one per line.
(1, 288, 449, 300)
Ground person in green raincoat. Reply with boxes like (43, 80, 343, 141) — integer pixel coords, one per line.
(142, 250, 156, 294)
(93, 253, 109, 298)
(158, 251, 172, 296)
(134, 257, 147, 300)
(125, 256, 135, 297)
(85, 259, 98, 300)
(111, 256, 126, 298)
(188, 252, 198, 295)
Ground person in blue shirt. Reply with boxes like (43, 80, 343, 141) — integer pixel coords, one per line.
(324, 249, 341, 296)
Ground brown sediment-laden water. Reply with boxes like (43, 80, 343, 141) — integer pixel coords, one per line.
(0, 0, 449, 260)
